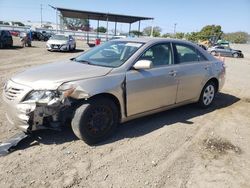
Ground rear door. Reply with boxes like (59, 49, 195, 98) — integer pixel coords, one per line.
(126, 43, 178, 116)
(173, 43, 210, 103)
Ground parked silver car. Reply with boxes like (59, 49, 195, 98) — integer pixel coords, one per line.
(46, 34, 76, 51)
(207, 45, 244, 58)
(3, 38, 225, 144)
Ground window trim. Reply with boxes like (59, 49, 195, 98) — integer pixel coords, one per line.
(129, 42, 175, 70)
(172, 42, 208, 64)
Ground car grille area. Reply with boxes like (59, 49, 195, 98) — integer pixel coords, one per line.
(3, 80, 32, 103)
(4, 87, 23, 101)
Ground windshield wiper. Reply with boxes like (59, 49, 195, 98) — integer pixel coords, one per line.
(71, 58, 91, 64)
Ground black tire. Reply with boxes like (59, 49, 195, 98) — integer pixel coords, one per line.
(71, 98, 118, 145)
(233, 53, 239, 58)
(211, 51, 217, 56)
(198, 81, 216, 108)
(0, 42, 3, 49)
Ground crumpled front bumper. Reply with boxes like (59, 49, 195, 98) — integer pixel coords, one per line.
(3, 99, 33, 132)
(3, 94, 67, 132)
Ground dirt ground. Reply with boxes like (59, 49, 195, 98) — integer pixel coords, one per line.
(0, 38, 250, 188)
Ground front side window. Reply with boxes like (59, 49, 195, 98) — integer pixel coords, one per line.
(139, 43, 172, 67)
(175, 44, 199, 63)
(74, 41, 143, 68)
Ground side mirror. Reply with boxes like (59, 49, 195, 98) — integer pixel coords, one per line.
(133, 60, 153, 70)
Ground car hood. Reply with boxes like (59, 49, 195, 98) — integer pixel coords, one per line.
(47, 39, 68, 45)
(11, 60, 112, 90)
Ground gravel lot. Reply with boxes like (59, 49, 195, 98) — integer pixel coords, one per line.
(0, 38, 250, 188)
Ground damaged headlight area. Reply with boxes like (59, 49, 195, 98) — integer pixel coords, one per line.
(21, 89, 73, 131)
(23, 90, 58, 103)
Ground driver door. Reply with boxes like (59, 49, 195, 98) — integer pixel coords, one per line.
(126, 43, 178, 116)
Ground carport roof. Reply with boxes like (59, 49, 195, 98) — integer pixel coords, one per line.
(54, 7, 153, 23)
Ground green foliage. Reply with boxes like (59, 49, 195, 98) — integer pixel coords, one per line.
(162, 33, 173, 38)
(143, 26, 162, 37)
(95, 26, 107, 33)
(223, 32, 248, 44)
(162, 32, 185, 39)
(199, 25, 223, 41)
(62, 17, 90, 31)
(185, 32, 199, 42)
(175, 32, 185, 39)
(129, 30, 143, 36)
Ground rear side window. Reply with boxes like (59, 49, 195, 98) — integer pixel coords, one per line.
(174, 43, 207, 63)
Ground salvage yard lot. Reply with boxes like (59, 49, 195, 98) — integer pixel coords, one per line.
(0, 38, 250, 187)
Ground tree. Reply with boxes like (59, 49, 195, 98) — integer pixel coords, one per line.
(95, 26, 107, 33)
(199, 25, 223, 41)
(62, 17, 90, 31)
(143, 26, 162, 37)
(129, 30, 143, 36)
(162, 33, 173, 38)
(185, 32, 199, 42)
(175, 32, 185, 39)
(224, 32, 248, 44)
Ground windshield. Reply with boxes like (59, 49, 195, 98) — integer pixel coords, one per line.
(51, 35, 69, 40)
(74, 41, 144, 68)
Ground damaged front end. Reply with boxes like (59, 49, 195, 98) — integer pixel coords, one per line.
(3, 83, 83, 133)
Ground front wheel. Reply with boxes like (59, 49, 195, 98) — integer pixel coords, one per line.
(198, 82, 216, 108)
(71, 98, 119, 145)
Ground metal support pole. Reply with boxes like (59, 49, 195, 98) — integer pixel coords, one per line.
(150, 19, 154, 37)
(114, 21, 117, 36)
(56, 9, 58, 32)
(129, 23, 131, 34)
(87, 16, 89, 43)
(138, 20, 141, 37)
(40, 4, 43, 28)
(106, 14, 109, 41)
(97, 19, 99, 38)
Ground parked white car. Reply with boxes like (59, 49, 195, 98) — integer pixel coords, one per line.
(46, 34, 76, 51)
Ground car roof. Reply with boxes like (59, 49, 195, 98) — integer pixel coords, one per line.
(54, 34, 70, 37)
(114, 37, 195, 45)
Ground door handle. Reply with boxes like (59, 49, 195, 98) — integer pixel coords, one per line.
(168, 70, 177, 76)
(205, 65, 210, 70)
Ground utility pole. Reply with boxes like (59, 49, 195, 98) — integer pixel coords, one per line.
(174, 23, 177, 36)
(40, 4, 43, 28)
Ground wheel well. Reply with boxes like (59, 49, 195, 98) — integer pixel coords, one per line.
(207, 78, 219, 92)
(90, 93, 122, 121)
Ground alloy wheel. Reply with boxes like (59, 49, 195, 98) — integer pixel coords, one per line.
(203, 84, 215, 106)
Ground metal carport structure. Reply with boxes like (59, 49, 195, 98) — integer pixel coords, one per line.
(50, 6, 153, 42)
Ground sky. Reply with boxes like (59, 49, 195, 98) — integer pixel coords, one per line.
(0, 0, 249, 34)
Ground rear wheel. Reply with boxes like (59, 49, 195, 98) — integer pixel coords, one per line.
(71, 98, 118, 145)
(198, 82, 216, 108)
(233, 53, 239, 58)
(211, 51, 217, 56)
